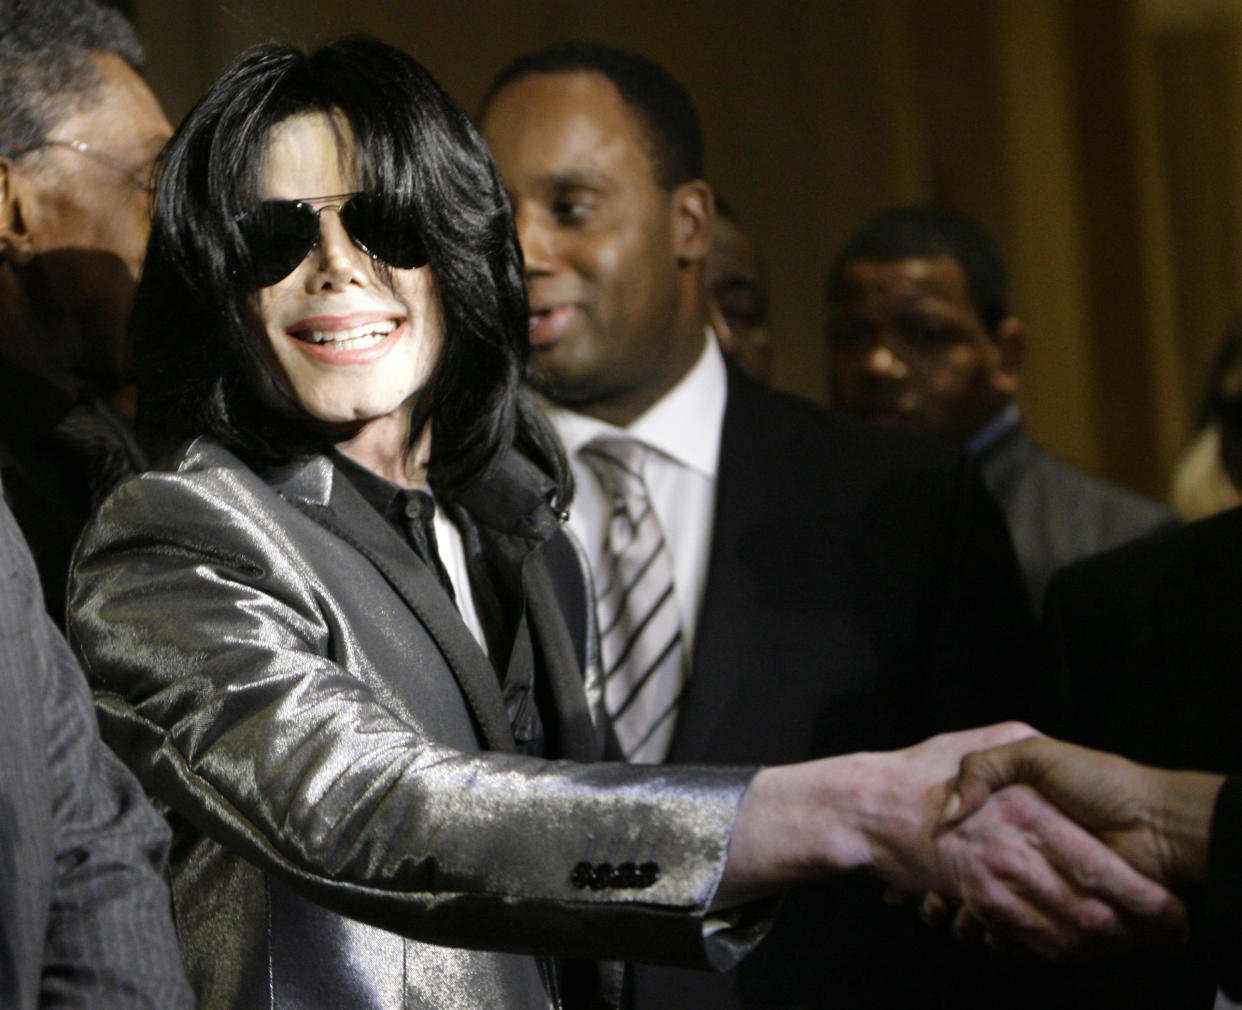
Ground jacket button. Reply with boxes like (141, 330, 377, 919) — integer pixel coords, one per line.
(614, 861, 640, 888)
(638, 861, 660, 887)
(589, 863, 613, 890)
(570, 862, 592, 889)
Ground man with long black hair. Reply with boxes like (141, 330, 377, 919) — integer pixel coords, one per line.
(67, 36, 1179, 1010)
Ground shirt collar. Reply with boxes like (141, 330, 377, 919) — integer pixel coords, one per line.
(967, 401, 1022, 457)
(543, 329, 726, 479)
(330, 449, 434, 525)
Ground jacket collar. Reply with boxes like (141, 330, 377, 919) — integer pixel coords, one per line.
(267, 451, 526, 752)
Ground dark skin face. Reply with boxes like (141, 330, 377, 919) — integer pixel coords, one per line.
(480, 70, 713, 427)
(704, 214, 772, 383)
(828, 255, 1024, 445)
(0, 52, 172, 398)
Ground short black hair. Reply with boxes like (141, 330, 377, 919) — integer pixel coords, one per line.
(131, 35, 567, 505)
(828, 204, 1010, 332)
(0, 0, 144, 156)
(480, 41, 703, 190)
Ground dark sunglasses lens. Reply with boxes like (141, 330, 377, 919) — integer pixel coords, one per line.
(341, 192, 428, 270)
(238, 200, 318, 288)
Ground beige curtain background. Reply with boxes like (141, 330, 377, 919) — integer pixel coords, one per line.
(129, 0, 1242, 500)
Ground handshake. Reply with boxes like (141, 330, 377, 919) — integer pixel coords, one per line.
(719, 722, 1228, 963)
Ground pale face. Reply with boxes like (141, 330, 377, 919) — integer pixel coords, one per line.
(250, 111, 443, 456)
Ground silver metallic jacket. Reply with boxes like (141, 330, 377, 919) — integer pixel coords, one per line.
(66, 439, 762, 1010)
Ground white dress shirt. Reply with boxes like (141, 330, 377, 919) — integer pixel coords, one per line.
(541, 332, 726, 667)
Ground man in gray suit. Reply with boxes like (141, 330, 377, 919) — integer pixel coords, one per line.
(0, 491, 192, 1008)
(828, 204, 1173, 612)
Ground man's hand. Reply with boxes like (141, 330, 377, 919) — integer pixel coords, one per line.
(720, 723, 1041, 898)
(943, 735, 1226, 887)
(719, 722, 1190, 959)
(935, 783, 1188, 958)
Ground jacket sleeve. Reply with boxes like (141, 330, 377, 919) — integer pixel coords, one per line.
(0, 498, 193, 1009)
(67, 466, 764, 969)
(1204, 776, 1242, 999)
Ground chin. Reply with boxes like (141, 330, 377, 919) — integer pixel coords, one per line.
(525, 366, 598, 409)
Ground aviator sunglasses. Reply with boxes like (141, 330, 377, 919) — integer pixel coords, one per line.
(235, 190, 428, 289)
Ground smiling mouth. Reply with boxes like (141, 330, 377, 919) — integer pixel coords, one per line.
(528, 304, 575, 347)
(291, 319, 398, 350)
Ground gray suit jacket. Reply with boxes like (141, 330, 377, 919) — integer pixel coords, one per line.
(0, 495, 191, 1009)
(979, 422, 1174, 613)
(67, 438, 762, 1010)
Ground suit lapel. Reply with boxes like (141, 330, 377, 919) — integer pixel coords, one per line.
(669, 367, 789, 761)
(521, 546, 606, 761)
(270, 454, 517, 752)
(1154, 507, 1242, 769)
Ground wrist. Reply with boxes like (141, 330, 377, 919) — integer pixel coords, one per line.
(1154, 770, 1226, 886)
(718, 757, 874, 907)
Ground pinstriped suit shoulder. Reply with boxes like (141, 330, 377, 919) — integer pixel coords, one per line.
(0, 494, 191, 1009)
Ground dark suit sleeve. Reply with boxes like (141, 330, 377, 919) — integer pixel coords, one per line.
(0, 499, 193, 1009)
(1205, 776, 1242, 999)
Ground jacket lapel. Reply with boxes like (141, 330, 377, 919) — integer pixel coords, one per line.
(1154, 507, 1242, 769)
(670, 366, 790, 761)
(270, 454, 517, 752)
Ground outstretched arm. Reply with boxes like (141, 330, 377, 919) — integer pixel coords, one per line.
(719, 722, 1186, 958)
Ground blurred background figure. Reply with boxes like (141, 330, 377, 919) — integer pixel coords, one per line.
(704, 197, 773, 383)
(1170, 313, 1242, 519)
(827, 203, 1173, 612)
(0, 0, 171, 623)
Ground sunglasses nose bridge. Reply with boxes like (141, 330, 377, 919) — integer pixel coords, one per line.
(306, 203, 371, 285)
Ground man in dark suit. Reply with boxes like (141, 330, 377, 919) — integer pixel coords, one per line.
(0, 490, 192, 1008)
(0, 0, 172, 624)
(1027, 505, 1242, 1009)
(479, 43, 1049, 1009)
(827, 205, 1173, 613)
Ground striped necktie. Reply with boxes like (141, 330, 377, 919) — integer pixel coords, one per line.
(580, 436, 686, 763)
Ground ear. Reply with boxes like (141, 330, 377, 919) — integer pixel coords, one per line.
(671, 179, 714, 265)
(0, 159, 35, 266)
(991, 316, 1026, 396)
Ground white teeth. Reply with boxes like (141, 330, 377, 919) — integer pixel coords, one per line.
(299, 319, 398, 348)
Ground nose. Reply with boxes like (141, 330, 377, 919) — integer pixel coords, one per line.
(514, 206, 554, 278)
(307, 207, 369, 290)
(863, 342, 908, 381)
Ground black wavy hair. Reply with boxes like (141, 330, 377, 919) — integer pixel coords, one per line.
(479, 41, 703, 190)
(828, 204, 1010, 333)
(131, 35, 567, 505)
